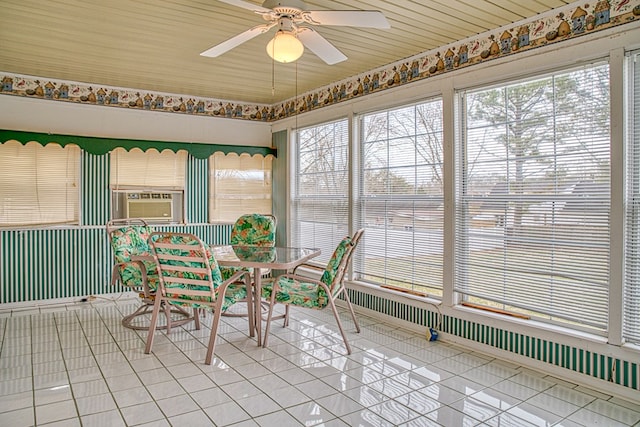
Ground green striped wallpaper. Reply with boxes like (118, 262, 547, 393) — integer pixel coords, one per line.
(1, 228, 110, 301)
(0, 224, 232, 304)
(186, 156, 208, 224)
(82, 151, 110, 226)
(347, 288, 640, 395)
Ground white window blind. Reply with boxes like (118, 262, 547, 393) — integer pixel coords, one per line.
(0, 141, 80, 226)
(456, 63, 610, 332)
(291, 119, 349, 264)
(359, 100, 444, 296)
(110, 148, 186, 190)
(209, 152, 272, 223)
(625, 51, 640, 345)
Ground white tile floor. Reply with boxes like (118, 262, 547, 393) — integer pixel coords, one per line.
(1, 297, 639, 427)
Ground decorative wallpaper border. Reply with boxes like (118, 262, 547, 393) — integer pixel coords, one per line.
(1, 0, 638, 122)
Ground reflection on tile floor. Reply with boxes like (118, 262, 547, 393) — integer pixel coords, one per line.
(1, 297, 639, 426)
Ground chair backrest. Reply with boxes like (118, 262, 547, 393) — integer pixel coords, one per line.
(149, 232, 223, 306)
(106, 218, 153, 263)
(320, 228, 365, 296)
(230, 214, 277, 247)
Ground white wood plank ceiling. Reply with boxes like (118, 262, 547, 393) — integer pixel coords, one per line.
(0, 0, 570, 104)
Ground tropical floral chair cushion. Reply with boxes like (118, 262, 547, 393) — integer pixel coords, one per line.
(230, 213, 276, 246)
(261, 237, 352, 309)
(150, 233, 247, 312)
(110, 225, 159, 291)
(221, 213, 276, 280)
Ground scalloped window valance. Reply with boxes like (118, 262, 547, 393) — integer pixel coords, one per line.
(0, 130, 276, 159)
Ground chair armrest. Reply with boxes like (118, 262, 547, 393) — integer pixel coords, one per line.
(222, 269, 252, 288)
(292, 262, 325, 275)
(111, 260, 153, 296)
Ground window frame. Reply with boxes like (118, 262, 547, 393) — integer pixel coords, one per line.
(357, 98, 445, 297)
(109, 147, 187, 224)
(208, 152, 273, 224)
(0, 141, 81, 228)
(290, 118, 351, 265)
(454, 61, 612, 334)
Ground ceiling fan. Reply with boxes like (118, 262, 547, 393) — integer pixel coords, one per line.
(200, 0, 390, 65)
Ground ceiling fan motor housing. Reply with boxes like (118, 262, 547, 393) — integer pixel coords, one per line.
(275, 17, 295, 32)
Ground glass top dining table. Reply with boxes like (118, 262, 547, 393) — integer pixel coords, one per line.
(210, 245, 321, 346)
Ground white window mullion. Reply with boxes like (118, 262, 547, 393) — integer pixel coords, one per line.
(624, 50, 640, 345)
(608, 47, 624, 346)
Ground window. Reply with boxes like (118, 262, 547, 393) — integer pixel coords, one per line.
(291, 119, 349, 264)
(0, 141, 80, 226)
(358, 100, 444, 296)
(456, 63, 611, 332)
(625, 51, 640, 345)
(110, 148, 186, 223)
(209, 152, 272, 223)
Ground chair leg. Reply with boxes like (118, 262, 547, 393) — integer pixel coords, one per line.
(144, 297, 163, 355)
(193, 307, 201, 330)
(263, 295, 278, 348)
(327, 298, 352, 355)
(342, 291, 361, 333)
(205, 307, 223, 365)
(284, 305, 290, 327)
(245, 282, 255, 338)
(164, 302, 172, 335)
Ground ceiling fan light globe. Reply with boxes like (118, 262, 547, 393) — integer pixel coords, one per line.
(266, 31, 304, 63)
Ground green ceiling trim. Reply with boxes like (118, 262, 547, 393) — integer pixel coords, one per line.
(0, 129, 276, 159)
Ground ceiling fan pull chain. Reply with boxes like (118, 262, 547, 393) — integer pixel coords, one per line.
(271, 54, 276, 97)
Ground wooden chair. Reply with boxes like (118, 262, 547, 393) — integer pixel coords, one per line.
(261, 229, 364, 354)
(145, 232, 254, 364)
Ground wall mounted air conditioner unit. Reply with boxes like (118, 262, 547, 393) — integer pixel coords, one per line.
(126, 192, 173, 223)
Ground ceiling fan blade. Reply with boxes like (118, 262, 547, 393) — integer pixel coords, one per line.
(217, 0, 272, 14)
(302, 10, 390, 29)
(200, 24, 274, 57)
(296, 27, 347, 65)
